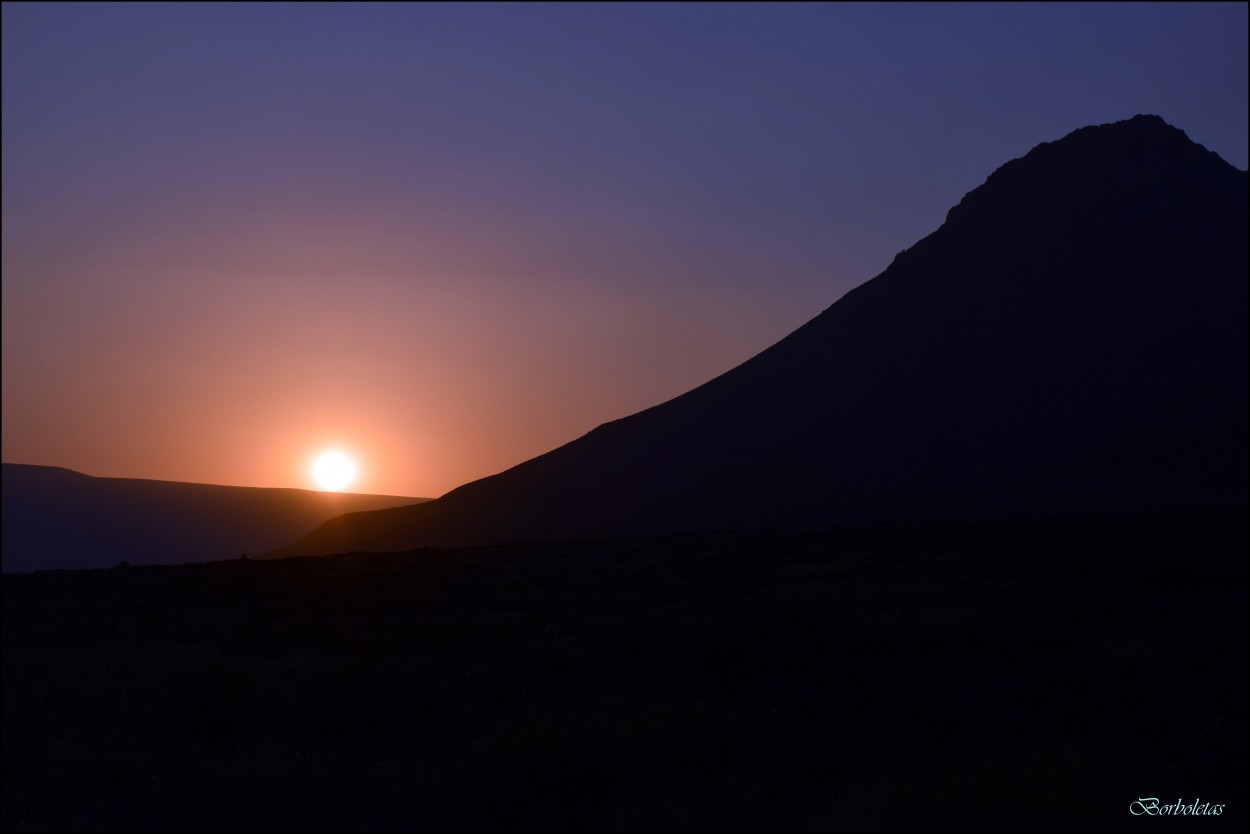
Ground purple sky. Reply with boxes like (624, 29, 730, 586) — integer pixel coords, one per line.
(3, 3, 1247, 497)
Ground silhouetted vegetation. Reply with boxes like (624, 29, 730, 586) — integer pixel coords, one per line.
(3, 505, 1246, 831)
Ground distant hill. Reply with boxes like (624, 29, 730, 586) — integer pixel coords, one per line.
(272, 115, 1248, 557)
(0, 464, 427, 571)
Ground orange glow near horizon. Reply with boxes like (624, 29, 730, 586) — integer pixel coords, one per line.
(0, 253, 816, 500)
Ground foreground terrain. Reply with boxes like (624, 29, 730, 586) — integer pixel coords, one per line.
(3, 505, 1246, 831)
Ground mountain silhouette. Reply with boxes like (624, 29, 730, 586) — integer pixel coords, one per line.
(1, 464, 427, 571)
(271, 115, 1248, 557)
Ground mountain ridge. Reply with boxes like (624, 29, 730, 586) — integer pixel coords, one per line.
(271, 114, 1248, 557)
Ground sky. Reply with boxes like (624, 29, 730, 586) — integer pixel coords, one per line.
(3, 2, 1247, 498)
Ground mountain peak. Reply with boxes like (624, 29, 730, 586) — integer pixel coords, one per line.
(932, 114, 1241, 246)
(1028, 113, 1227, 165)
(1072, 112, 1181, 137)
(1009, 113, 1214, 165)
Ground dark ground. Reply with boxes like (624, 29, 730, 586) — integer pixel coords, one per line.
(3, 505, 1246, 831)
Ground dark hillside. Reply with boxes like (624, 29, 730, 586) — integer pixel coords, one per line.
(274, 116, 1248, 557)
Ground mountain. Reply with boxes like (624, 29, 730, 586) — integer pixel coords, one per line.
(271, 115, 1248, 557)
(0, 464, 427, 572)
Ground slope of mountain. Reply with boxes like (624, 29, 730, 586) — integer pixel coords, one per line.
(272, 115, 1248, 557)
(0, 464, 427, 572)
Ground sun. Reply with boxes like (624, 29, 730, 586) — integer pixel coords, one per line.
(311, 451, 356, 491)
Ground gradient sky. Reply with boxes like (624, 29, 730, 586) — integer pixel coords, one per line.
(3, 3, 1247, 497)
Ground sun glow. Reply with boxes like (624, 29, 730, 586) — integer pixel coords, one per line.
(312, 451, 356, 491)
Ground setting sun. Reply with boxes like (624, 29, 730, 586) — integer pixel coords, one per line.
(311, 451, 356, 491)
